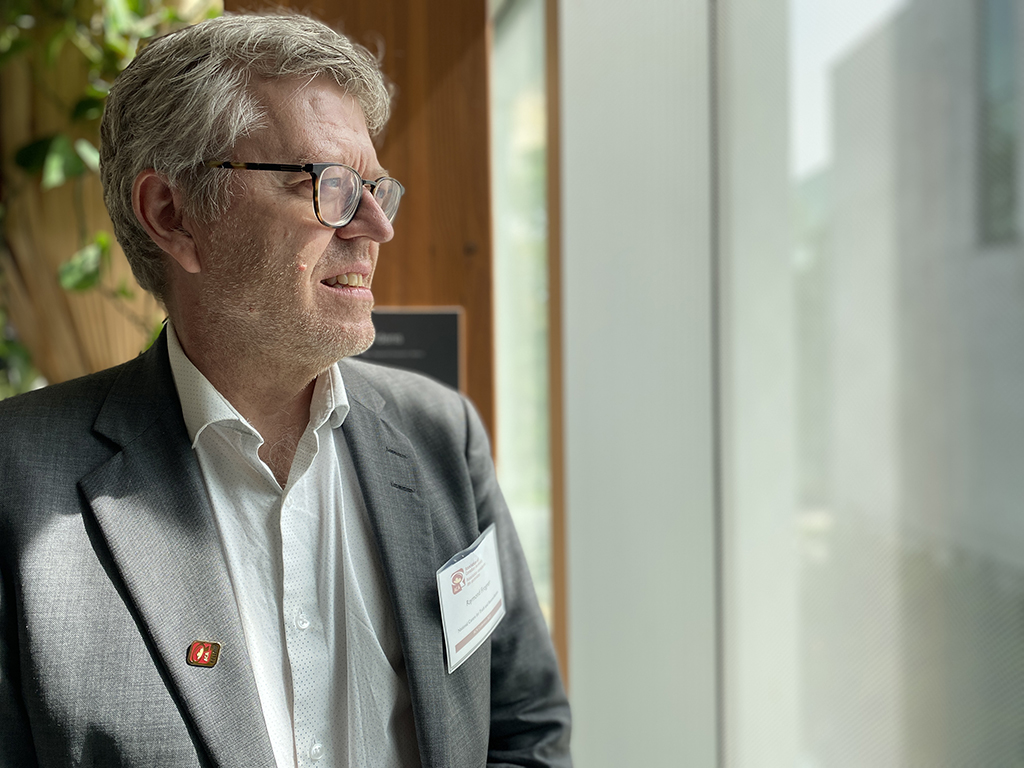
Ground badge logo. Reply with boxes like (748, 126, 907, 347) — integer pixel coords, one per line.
(186, 641, 221, 668)
(451, 569, 466, 595)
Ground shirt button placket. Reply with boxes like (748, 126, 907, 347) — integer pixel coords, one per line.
(309, 738, 325, 762)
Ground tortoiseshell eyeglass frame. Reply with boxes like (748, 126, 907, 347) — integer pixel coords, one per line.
(204, 161, 405, 228)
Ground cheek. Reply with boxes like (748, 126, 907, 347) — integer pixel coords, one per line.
(202, 212, 263, 259)
(292, 231, 337, 267)
(255, 226, 326, 274)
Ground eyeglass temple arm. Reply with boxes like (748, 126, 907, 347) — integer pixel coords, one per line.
(204, 161, 310, 173)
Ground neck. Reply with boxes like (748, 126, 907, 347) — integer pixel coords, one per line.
(170, 317, 321, 487)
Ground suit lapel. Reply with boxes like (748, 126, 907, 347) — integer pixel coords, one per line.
(80, 334, 275, 767)
(340, 375, 452, 767)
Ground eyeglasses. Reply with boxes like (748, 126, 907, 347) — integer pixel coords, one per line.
(204, 161, 405, 228)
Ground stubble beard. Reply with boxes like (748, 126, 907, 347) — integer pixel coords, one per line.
(196, 242, 377, 382)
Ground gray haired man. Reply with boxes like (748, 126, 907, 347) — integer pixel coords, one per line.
(0, 12, 571, 767)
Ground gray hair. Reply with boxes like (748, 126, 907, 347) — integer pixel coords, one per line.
(100, 11, 391, 301)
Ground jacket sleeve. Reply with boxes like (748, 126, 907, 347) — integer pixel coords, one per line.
(0, 541, 39, 766)
(460, 396, 573, 768)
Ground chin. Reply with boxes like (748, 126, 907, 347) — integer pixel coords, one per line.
(330, 324, 376, 361)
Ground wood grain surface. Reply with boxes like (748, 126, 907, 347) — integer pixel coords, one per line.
(228, 0, 496, 438)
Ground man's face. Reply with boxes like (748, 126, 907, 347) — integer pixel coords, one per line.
(182, 77, 393, 374)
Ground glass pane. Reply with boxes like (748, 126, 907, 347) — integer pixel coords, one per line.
(980, 0, 1018, 243)
(724, 0, 1024, 764)
(490, 0, 553, 622)
(318, 165, 360, 225)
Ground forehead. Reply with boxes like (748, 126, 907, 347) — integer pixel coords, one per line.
(241, 77, 378, 168)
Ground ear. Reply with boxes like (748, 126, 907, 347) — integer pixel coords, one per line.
(132, 170, 202, 274)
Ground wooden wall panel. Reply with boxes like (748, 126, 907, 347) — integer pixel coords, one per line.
(227, 0, 495, 436)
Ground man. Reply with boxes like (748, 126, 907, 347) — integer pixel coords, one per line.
(0, 12, 570, 767)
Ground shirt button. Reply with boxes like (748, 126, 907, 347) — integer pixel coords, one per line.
(296, 611, 310, 630)
(310, 741, 324, 761)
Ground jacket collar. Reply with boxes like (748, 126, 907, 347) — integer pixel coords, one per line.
(336, 361, 456, 767)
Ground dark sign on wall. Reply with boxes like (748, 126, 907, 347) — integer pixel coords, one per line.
(355, 307, 464, 391)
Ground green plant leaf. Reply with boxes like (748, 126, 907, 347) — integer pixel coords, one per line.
(162, 7, 185, 24)
(0, 308, 41, 398)
(115, 278, 135, 300)
(42, 134, 86, 189)
(103, 0, 133, 38)
(44, 21, 72, 66)
(102, 32, 129, 61)
(59, 233, 110, 291)
(86, 81, 111, 99)
(70, 95, 105, 122)
(70, 27, 104, 66)
(0, 336, 31, 372)
(145, 319, 165, 350)
(14, 136, 55, 174)
(59, 245, 101, 291)
(74, 138, 100, 172)
(0, 36, 30, 67)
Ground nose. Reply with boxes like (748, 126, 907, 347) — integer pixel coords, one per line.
(335, 188, 394, 243)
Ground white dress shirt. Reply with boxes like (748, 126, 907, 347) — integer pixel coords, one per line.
(166, 324, 419, 768)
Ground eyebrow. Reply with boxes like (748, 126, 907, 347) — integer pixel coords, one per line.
(350, 164, 392, 181)
(294, 157, 390, 178)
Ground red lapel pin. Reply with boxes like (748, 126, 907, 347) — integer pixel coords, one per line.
(186, 641, 221, 668)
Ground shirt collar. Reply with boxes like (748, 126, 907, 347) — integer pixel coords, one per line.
(311, 360, 351, 431)
(165, 320, 350, 447)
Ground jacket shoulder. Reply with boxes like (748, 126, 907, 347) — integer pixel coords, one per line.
(0, 365, 123, 434)
(340, 358, 469, 422)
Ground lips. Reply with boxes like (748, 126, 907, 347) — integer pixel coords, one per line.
(321, 273, 369, 288)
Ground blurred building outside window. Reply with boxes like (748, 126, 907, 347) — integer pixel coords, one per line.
(727, 0, 1024, 764)
(978, 0, 1018, 244)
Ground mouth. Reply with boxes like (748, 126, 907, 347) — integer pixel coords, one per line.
(321, 272, 370, 289)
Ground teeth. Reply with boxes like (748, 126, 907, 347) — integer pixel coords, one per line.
(323, 273, 366, 288)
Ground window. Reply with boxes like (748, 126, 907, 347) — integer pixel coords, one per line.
(490, 0, 553, 622)
(979, 0, 1018, 243)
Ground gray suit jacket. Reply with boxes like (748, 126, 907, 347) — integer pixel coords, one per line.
(0, 332, 570, 767)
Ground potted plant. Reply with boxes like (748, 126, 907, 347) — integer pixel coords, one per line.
(0, 0, 218, 389)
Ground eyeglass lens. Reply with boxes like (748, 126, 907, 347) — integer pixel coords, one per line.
(318, 165, 402, 226)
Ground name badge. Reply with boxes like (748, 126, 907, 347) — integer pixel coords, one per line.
(435, 524, 506, 673)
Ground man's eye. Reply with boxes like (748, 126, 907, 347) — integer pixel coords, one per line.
(278, 173, 310, 187)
